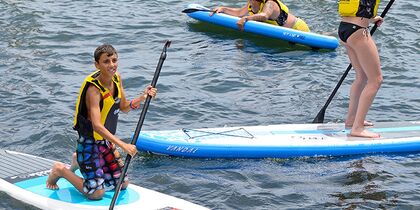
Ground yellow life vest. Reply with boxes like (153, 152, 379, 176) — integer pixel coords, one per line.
(248, 0, 289, 26)
(73, 70, 122, 140)
(338, 0, 380, 18)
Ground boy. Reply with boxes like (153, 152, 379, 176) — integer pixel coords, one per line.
(46, 44, 157, 200)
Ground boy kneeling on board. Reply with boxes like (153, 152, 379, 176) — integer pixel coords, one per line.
(46, 44, 157, 200)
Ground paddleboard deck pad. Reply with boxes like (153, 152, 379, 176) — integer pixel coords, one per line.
(0, 150, 208, 210)
(137, 121, 420, 159)
(184, 3, 339, 50)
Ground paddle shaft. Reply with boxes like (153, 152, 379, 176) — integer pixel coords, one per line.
(109, 40, 171, 210)
(312, 0, 395, 123)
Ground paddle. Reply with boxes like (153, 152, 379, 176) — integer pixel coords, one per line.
(182, 4, 213, 13)
(109, 40, 171, 210)
(312, 0, 395, 123)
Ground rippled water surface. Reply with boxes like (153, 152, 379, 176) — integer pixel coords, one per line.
(1, 0, 419, 209)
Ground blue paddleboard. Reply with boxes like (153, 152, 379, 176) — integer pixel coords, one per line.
(184, 3, 339, 50)
(137, 121, 420, 159)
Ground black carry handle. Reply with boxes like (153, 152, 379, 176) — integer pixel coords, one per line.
(312, 0, 395, 123)
(109, 40, 171, 210)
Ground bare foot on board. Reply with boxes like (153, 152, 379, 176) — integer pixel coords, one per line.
(345, 121, 374, 128)
(363, 121, 374, 127)
(46, 162, 65, 190)
(69, 153, 79, 172)
(350, 129, 380, 138)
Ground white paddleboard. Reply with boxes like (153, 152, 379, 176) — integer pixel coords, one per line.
(0, 149, 209, 210)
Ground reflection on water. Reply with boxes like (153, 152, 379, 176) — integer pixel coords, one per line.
(330, 158, 403, 209)
(187, 21, 311, 52)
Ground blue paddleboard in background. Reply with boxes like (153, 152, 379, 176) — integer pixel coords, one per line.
(184, 3, 339, 50)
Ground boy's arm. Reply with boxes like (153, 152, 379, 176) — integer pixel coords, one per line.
(118, 77, 133, 113)
(118, 73, 155, 113)
(86, 85, 137, 156)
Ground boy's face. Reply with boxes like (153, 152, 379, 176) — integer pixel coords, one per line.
(95, 53, 118, 77)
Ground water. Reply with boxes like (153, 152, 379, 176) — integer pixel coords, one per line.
(1, 0, 419, 209)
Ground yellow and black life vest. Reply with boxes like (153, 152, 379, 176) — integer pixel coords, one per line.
(338, 0, 380, 18)
(248, 0, 289, 26)
(73, 70, 122, 140)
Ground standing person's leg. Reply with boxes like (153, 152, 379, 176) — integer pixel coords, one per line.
(344, 44, 367, 128)
(348, 32, 383, 137)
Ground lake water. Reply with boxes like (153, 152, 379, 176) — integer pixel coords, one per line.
(1, 0, 419, 209)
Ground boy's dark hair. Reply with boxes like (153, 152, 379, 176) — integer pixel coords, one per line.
(94, 44, 118, 63)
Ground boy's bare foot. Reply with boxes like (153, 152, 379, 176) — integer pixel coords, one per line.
(345, 121, 374, 128)
(350, 129, 380, 138)
(46, 162, 65, 190)
(69, 153, 79, 172)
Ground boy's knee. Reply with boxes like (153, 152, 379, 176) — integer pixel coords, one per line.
(87, 189, 105, 200)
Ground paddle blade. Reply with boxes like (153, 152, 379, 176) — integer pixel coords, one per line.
(312, 109, 325, 123)
(182, 4, 212, 13)
(181, 8, 194, 13)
